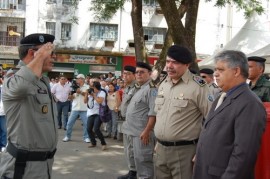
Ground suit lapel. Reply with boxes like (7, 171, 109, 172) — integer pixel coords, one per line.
(205, 84, 248, 125)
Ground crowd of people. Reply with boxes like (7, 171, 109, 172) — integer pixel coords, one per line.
(0, 33, 269, 179)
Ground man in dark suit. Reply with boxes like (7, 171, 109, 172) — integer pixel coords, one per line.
(193, 50, 266, 179)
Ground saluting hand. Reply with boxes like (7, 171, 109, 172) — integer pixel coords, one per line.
(34, 42, 54, 61)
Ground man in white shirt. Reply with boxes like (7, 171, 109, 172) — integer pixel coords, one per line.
(51, 75, 71, 130)
(63, 74, 90, 143)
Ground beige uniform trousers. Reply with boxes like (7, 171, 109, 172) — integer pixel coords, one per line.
(154, 142, 196, 179)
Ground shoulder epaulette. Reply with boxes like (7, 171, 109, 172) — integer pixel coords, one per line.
(193, 76, 206, 87)
(211, 83, 219, 88)
(149, 81, 157, 88)
(135, 83, 141, 89)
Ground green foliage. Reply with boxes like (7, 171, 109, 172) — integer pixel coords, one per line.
(205, 0, 265, 17)
(68, 0, 80, 24)
(89, 0, 126, 21)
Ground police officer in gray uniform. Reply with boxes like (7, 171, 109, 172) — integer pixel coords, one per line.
(0, 33, 58, 179)
(121, 62, 157, 179)
(118, 65, 137, 179)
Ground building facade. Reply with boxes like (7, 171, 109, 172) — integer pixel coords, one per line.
(1, 0, 265, 78)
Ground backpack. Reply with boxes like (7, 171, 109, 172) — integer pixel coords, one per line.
(99, 89, 112, 123)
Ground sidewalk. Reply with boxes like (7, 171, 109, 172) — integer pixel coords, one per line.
(52, 121, 128, 179)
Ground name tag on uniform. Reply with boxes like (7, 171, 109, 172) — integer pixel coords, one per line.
(38, 89, 47, 94)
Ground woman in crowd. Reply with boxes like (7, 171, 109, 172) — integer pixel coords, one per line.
(84, 81, 107, 150)
(106, 83, 121, 139)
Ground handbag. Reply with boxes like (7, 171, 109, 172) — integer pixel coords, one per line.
(99, 89, 112, 123)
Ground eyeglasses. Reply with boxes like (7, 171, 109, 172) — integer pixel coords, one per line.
(201, 76, 207, 79)
(135, 71, 147, 75)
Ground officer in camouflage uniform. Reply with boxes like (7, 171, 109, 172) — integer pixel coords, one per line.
(0, 34, 58, 179)
(200, 68, 221, 99)
(248, 56, 270, 102)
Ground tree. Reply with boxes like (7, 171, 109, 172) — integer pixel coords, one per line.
(89, 0, 264, 72)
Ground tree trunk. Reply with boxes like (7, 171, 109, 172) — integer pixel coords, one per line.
(157, 0, 200, 73)
(131, 0, 148, 63)
(185, 0, 200, 73)
(155, 28, 173, 73)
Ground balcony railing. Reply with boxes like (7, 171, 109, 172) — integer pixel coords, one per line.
(0, 31, 21, 46)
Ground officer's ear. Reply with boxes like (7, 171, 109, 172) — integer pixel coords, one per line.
(28, 48, 36, 58)
(234, 67, 241, 77)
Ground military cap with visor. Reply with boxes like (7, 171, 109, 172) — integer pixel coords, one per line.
(20, 33, 55, 46)
(247, 56, 266, 63)
(167, 45, 192, 64)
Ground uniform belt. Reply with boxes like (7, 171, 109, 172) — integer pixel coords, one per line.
(7, 142, 57, 179)
(57, 101, 68, 103)
(7, 142, 56, 161)
(157, 139, 198, 146)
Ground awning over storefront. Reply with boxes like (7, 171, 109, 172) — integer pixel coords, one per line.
(51, 66, 74, 73)
(0, 53, 19, 59)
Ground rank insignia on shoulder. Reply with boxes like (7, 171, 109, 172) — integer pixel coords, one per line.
(135, 83, 141, 89)
(42, 105, 48, 114)
(193, 76, 206, 87)
(149, 81, 157, 88)
(212, 83, 219, 88)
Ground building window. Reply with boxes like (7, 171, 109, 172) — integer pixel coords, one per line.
(61, 23, 71, 40)
(0, 17, 23, 46)
(0, 0, 17, 9)
(90, 23, 118, 41)
(47, 0, 56, 3)
(0, 0, 25, 10)
(46, 22, 56, 36)
(143, 0, 159, 6)
(62, 0, 72, 5)
(143, 27, 166, 43)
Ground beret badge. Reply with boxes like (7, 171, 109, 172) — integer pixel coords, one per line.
(39, 35, 45, 43)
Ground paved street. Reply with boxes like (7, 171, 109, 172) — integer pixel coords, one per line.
(52, 121, 128, 179)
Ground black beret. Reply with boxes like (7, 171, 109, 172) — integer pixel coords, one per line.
(167, 45, 192, 64)
(200, 68, 214, 75)
(20, 33, 55, 46)
(124, 65, 136, 73)
(247, 56, 266, 63)
(136, 62, 152, 71)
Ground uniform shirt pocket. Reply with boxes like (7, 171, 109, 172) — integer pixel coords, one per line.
(154, 97, 165, 112)
(172, 99, 188, 108)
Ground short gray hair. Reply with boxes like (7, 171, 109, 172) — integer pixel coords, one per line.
(214, 50, 249, 79)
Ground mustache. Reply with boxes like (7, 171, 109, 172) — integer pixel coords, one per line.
(166, 69, 175, 73)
